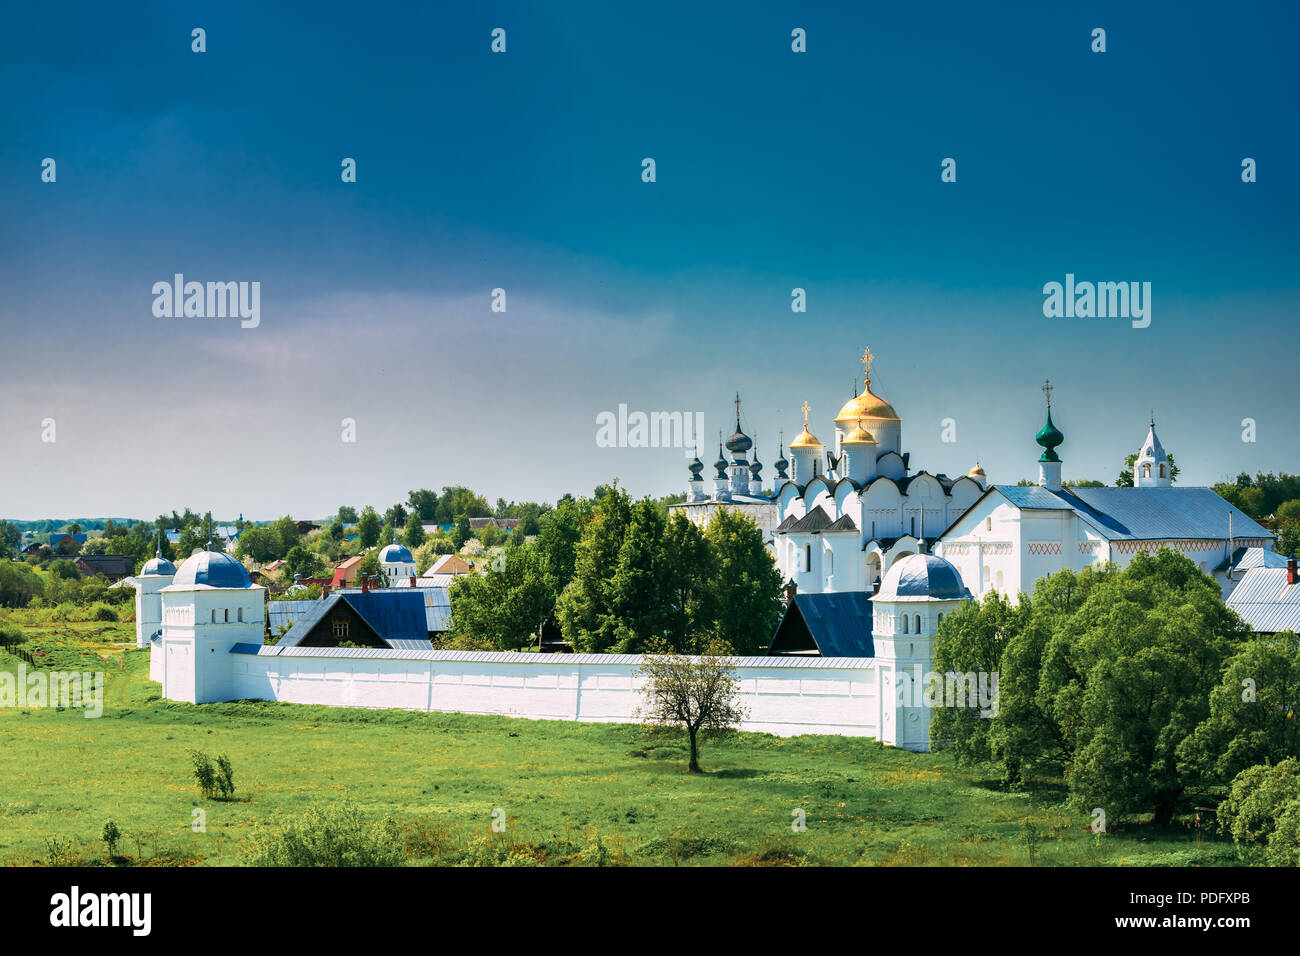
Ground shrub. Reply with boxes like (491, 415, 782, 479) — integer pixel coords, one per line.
(214, 754, 235, 800)
(89, 603, 119, 622)
(190, 751, 217, 799)
(244, 803, 404, 867)
(0, 625, 27, 648)
(102, 820, 121, 859)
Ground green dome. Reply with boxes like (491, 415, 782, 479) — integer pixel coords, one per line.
(1036, 409, 1064, 462)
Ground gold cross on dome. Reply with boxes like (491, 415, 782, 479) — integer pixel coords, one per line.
(861, 347, 874, 383)
(801, 400, 811, 427)
(1041, 378, 1054, 407)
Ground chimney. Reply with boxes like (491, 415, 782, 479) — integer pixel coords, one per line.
(1288, 559, 1297, 586)
(410, 575, 417, 588)
(321, 583, 330, 598)
(361, 574, 370, 594)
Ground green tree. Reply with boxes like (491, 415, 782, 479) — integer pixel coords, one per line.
(357, 550, 389, 588)
(1217, 760, 1300, 864)
(236, 526, 280, 564)
(448, 545, 555, 650)
(606, 500, 667, 653)
(337, 505, 358, 524)
(1178, 631, 1300, 785)
(557, 487, 634, 653)
(704, 508, 784, 655)
(658, 512, 714, 651)
(357, 507, 382, 549)
(634, 638, 748, 773)
(451, 514, 472, 550)
(1042, 551, 1245, 824)
(434, 487, 492, 524)
(49, 558, 80, 580)
(0, 560, 44, 608)
(929, 590, 1023, 765)
(270, 515, 299, 556)
(285, 546, 324, 581)
(407, 489, 439, 521)
(402, 516, 427, 550)
(535, 498, 587, 594)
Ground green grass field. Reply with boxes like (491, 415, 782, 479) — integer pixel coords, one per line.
(0, 617, 1242, 866)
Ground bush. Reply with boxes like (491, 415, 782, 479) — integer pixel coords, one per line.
(48, 559, 80, 580)
(0, 625, 27, 648)
(244, 803, 404, 867)
(89, 602, 119, 622)
(190, 750, 235, 800)
(0, 560, 44, 608)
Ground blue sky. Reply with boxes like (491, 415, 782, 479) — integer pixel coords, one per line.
(2, 1, 1297, 519)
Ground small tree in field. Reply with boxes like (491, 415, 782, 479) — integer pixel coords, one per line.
(635, 638, 748, 773)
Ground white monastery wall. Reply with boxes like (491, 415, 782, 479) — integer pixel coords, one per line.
(223, 647, 879, 738)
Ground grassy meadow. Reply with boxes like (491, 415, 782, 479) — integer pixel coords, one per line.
(0, 612, 1242, 866)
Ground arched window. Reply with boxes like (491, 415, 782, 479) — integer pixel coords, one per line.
(986, 517, 992, 531)
(1142, 463, 1151, 478)
(1159, 463, 1166, 478)
(223, 608, 229, 623)
(902, 615, 909, 634)
(914, 614, 921, 634)
(210, 609, 215, 623)
(937, 612, 943, 625)
(237, 607, 244, 623)
(805, 543, 812, 572)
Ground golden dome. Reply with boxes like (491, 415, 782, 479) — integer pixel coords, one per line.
(842, 420, 877, 444)
(968, 460, 986, 477)
(834, 348, 900, 423)
(789, 400, 823, 449)
(834, 385, 900, 424)
(789, 425, 823, 449)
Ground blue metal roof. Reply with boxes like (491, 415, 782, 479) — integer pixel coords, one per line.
(995, 485, 1272, 542)
(169, 550, 253, 589)
(779, 592, 875, 657)
(874, 553, 972, 602)
(1227, 567, 1300, 634)
(278, 590, 430, 648)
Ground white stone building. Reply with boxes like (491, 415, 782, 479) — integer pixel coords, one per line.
(770, 348, 985, 593)
(936, 392, 1274, 602)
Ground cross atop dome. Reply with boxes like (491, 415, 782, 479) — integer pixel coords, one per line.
(861, 346, 874, 385)
(1042, 378, 1054, 408)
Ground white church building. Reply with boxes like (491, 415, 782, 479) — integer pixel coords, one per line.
(935, 389, 1274, 602)
(768, 348, 986, 593)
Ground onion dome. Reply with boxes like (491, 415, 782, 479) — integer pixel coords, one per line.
(835, 347, 900, 424)
(1036, 408, 1064, 463)
(968, 460, 986, 479)
(725, 428, 752, 455)
(725, 392, 753, 455)
(774, 440, 789, 478)
(749, 446, 762, 479)
(842, 419, 878, 445)
(171, 549, 252, 589)
(873, 553, 972, 602)
(713, 445, 728, 478)
(789, 426, 822, 449)
(688, 453, 704, 477)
